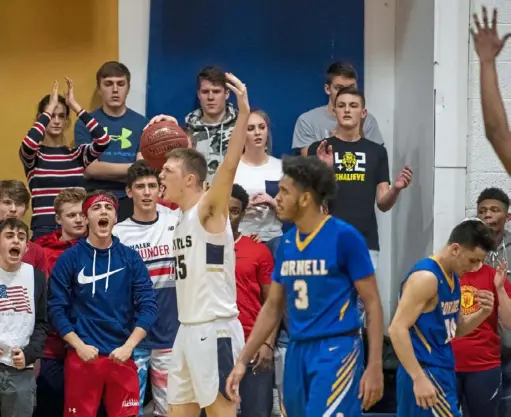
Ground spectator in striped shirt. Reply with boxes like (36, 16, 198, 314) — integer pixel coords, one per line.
(0, 180, 46, 274)
(19, 78, 111, 240)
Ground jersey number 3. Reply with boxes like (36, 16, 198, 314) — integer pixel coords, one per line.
(294, 279, 309, 310)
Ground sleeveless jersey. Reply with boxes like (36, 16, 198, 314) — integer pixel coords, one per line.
(402, 257, 461, 369)
(172, 201, 238, 324)
(272, 216, 374, 341)
(112, 209, 179, 349)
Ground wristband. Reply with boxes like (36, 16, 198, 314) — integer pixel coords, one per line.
(263, 342, 274, 351)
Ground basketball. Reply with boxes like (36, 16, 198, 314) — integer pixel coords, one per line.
(140, 121, 189, 169)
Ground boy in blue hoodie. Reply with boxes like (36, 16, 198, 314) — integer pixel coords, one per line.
(48, 190, 157, 417)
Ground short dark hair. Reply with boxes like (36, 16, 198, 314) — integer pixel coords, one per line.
(282, 156, 336, 206)
(447, 219, 496, 252)
(326, 62, 358, 84)
(82, 190, 118, 212)
(231, 184, 249, 212)
(0, 218, 29, 237)
(167, 148, 207, 185)
(37, 94, 70, 118)
(197, 66, 227, 90)
(477, 187, 510, 210)
(335, 86, 366, 108)
(0, 180, 30, 207)
(96, 61, 131, 86)
(127, 160, 160, 188)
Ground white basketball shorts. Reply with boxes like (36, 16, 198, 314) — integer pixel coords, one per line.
(167, 317, 244, 408)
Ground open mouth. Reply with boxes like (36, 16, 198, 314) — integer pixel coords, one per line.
(98, 218, 109, 228)
(254, 138, 263, 144)
(8, 248, 20, 257)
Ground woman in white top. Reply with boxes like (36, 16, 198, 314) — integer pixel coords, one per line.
(234, 110, 282, 242)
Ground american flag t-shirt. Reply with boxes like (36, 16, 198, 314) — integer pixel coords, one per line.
(0, 285, 32, 313)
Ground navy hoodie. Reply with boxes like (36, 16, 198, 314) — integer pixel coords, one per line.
(48, 236, 157, 355)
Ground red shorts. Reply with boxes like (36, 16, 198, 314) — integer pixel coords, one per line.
(64, 349, 140, 417)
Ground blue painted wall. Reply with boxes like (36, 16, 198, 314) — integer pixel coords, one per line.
(146, 0, 364, 157)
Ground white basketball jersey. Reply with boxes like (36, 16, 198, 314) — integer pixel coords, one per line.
(172, 201, 238, 324)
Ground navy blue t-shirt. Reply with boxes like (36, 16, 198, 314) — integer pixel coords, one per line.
(74, 107, 148, 197)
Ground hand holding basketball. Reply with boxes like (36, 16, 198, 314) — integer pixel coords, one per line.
(226, 73, 249, 114)
(145, 114, 179, 129)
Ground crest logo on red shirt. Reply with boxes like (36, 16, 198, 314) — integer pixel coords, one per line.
(461, 285, 480, 314)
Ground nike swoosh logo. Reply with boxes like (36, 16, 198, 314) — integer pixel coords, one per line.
(77, 267, 126, 285)
(329, 346, 339, 352)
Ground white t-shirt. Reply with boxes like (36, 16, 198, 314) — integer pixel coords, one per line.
(172, 201, 238, 324)
(234, 156, 282, 241)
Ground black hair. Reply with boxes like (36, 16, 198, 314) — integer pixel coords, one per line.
(477, 187, 510, 210)
(127, 160, 160, 188)
(447, 219, 496, 252)
(326, 62, 358, 84)
(37, 94, 70, 118)
(231, 184, 249, 212)
(335, 86, 366, 108)
(0, 218, 29, 236)
(282, 156, 336, 206)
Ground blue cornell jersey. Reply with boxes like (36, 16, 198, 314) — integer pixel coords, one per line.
(274, 216, 374, 417)
(273, 216, 375, 340)
(403, 257, 461, 368)
(397, 257, 462, 417)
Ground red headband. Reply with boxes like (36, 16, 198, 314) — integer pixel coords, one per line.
(83, 194, 118, 214)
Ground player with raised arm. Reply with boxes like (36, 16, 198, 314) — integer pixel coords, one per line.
(388, 219, 497, 417)
(152, 73, 249, 417)
(226, 156, 385, 417)
(472, 7, 511, 174)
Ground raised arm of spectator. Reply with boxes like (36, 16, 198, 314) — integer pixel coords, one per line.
(19, 81, 60, 171)
(23, 269, 49, 366)
(472, 9, 511, 174)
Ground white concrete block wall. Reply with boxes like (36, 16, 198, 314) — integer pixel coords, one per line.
(466, 0, 511, 217)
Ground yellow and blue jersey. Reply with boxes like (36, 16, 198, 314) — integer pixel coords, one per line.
(404, 257, 461, 369)
(272, 216, 375, 341)
(274, 216, 374, 417)
(396, 257, 461, 417)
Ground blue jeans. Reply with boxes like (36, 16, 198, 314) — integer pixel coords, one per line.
(500, 359, 511, 417)
(457, 366, 501, 417)
(238, 363, 274, 417)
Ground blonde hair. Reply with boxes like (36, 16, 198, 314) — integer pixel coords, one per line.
(54, 187, 87, 215)
(249, 109, 273, 154)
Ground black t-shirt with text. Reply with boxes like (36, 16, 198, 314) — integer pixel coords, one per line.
(308, 137, 390, 250)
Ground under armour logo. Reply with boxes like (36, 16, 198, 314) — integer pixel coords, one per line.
(69, 408, 77, 414)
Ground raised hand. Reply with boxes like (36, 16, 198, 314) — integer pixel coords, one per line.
(494, 259, 509, 290)
(144, 115, 179, 130)
(316, 140, 334, 168)
(64, 77, 82, 113)
(225, 73, 249, 115)
(471, 7, 511, 62)
(394, 165, 413, 190)
(47, 80, 60, 114)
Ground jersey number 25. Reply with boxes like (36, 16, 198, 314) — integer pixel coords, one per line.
(294, 279, 309, 310)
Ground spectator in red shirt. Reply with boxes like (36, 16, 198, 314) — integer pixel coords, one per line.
(0, 180, 46, 274)
(229, 184, 276, 417)
(452, 260, 511, 417)
(33, 187, 86, 417)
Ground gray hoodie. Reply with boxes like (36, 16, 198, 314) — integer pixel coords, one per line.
(185, 103, 238, 182)
(486, 230, 511, 356)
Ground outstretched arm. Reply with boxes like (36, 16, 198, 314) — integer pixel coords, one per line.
(472, 8, 511, 173)
(198, 74, 250, 226)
